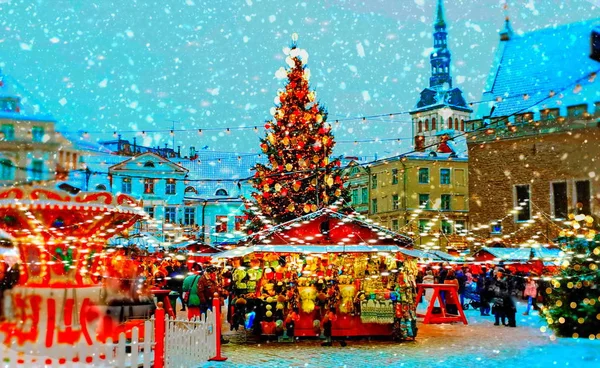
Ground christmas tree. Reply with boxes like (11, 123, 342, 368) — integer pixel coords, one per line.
(250, 35, 348, 225)
(542, 214, 600, 338)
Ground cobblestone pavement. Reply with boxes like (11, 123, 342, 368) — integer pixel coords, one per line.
(199, 301, 600, 368)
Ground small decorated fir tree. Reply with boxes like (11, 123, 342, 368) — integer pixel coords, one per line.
(250, 35, 348, 225)
(542, 214, 600, 338)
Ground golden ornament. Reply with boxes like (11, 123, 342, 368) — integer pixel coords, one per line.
(293, 182, 301, 191)
(323, 157, 329, 165)
(303, 204, 311, 213)
(285, 163, 293, 171)
(585, 215, 594, 223)
(326, 175, 334, 187)
(283, 137, 290, 146)
(335, 189, 341, 196)
(274, 183, 282, 192)
(268, 133, 276, 145)
(316, 114, 323, 123)
(312, 155, 320, 163)
(263, 184, 270, 192)
(310, 204, 317, 212)
(287, 203, 295, 212)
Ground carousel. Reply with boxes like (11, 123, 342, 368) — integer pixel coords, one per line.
(215, 208, 420, 340)
(0, 187, 142, 356)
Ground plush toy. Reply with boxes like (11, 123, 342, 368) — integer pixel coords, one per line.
(354, 291, 366, 316)
(276, 294, 286, 311)
(312, 319, 322, 335)
(299, 287, 317, 313)
(339, 285, 356, 314)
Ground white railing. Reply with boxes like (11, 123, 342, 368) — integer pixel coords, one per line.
(1, 320, 154, 368)
(164, 310, 217, 368)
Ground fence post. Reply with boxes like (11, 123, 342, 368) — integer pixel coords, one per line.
(154, 302, 166, 368)
(208, 292, 227, 362)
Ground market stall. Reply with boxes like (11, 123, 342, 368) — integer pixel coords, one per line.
(215, 209, 419, 340)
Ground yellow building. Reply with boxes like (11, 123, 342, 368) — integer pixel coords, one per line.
(0, 72, 81, 185)
(368, 151, 469, 252)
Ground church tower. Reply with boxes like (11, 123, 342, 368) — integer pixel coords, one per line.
(410, 0, 472, 152)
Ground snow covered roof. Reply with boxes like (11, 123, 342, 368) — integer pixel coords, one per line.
(531, 247, 562, 260)
(81, 154, 129, 173)
(173, 153, 264, 181)
(0, 72, 56, 122)
(478, 19, 600, 119)
(476, 246, 532, 261)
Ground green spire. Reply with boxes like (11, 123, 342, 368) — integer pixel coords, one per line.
(435, 0, 446, 29)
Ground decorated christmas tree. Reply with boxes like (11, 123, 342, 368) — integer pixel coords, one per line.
(250, 35, 348, 225)
(542, 214, 600, 338)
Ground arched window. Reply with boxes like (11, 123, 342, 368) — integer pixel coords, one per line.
(95, 184, 107, 191)
(455, 118, 459, 130)
(424, 119, 429, 131)
(185, 186, 197, 194)
(460, 119, 465, 131)
(445, 67, 449, 73)
(432, 117, 436, 130)
(418, 121, 423, 133)
(215, 189, 228, 196)
(143, 161, 155, 168)
(448, 117, 453, 129)
(0, 159, 13, 180)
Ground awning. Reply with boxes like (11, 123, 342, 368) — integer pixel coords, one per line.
(213, 244, 406, 259)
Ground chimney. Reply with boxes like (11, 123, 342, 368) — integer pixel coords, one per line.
(177, 146, 181, 158)
(133, 137, 137, 154)
(190, 146, 196, 157)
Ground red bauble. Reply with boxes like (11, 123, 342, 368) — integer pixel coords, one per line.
(281, 189, 288, 196)
(295, 91, 306, 99)
(297, 141, 305, 149)
(263, 192, 271, 199)
(265, 123, 271, 129)
(290, 82, 296, 89)
(278, 165, 284, 172)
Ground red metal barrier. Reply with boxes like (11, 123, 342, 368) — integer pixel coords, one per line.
(209, 292, 227, 362)
(154, 302, 165, 368)
(416, 283, 468, 325)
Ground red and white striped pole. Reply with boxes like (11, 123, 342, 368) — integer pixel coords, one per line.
(209, 292, 227, 362)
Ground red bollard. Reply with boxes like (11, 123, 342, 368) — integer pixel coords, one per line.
(154, 302, 166, 368)
(209, 292, 228, 362)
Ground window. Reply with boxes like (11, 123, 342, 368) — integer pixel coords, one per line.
(215, 188, 228, 196)
(455, 220, 466, 233)
(567, 104, 587, 117)
(424, 119, 429, 131)
(165, 179, 176, 195)
(515, 185, 531, 222)
(575, 180, 591, 215)
(440, 168, 451, 185)
(371, 174, 378, 189)
(165, 207, 177, 223)
(491, 223, 502, 234)
(184, 207, 195, 225)
(95, 184, 107, 191)
(144, 206, 155, 218)
(453, 195, 466, 211)
(541, 108, 559, 121)
(392, 169, 398, 185)
(441, 220, 453, 234)
(361, 187, 368, 204)
(418, 219, 428, 233)
(215, 216, 228, 233)
(0, 98, 18, 112)
(418, 193, 430, 209)
(514, 114, 529, 124)
(418, 168, 429, 184)
(432, 117, 436, 130)
(121, 177, 132, 194)
(185, 186, 197, 194)
(418, 121, 422, 133)
(392, 194, 399, 210)
(351, 189, 359, 205)
(392, 219, 399, 231)
(0, 160, 13, 180)
(31, 126, 44, 142)
(143, 161, 155, 168)
(144, 179, 155, 194)
(441, 194, 451, 211)
(448, 117, 452, 129)
(371, 198, 378, 213)
(551, 182, 568, 219)
(455, 169, 466, 186)
(235, 216, 245, 231)
(455, 118, 459, 130)
(460, 119, 465, 131)
(31, 159, 43, 181)
(1, 124, 14, 141)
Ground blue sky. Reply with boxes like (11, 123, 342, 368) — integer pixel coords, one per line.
(1, 0, 599, 159)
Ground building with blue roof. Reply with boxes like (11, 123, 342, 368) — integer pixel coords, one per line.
(467, 16, 600, 241)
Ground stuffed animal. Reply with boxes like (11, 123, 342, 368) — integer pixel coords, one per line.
(299, 287, 317, 313)
(339, 285, 356, 314)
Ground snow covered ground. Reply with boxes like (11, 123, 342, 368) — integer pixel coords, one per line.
(202, 301, 600, 368)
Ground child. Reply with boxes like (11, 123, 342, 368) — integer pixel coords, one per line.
(321, 307, 346, 347)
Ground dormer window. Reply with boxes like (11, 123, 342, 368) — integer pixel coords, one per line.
(143, 161, 155, 168)
(215, 189, 228, 196)
(0, 97, 19, 113)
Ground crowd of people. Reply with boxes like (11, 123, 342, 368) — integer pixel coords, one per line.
(418, 263, 543, 327)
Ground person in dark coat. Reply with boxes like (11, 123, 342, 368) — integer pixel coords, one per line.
(456, 268, 467, 307)
(476, 267, 491, 316)
(491, 269, 508, 326)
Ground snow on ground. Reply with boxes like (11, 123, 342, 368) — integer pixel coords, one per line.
(201, 300, 600, 368)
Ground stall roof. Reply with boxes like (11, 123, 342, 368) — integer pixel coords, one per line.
(240, 208, 413, 248)
(474, 247, 533, 261)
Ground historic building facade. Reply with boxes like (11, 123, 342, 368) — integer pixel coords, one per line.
(467, 19, 600, 241)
